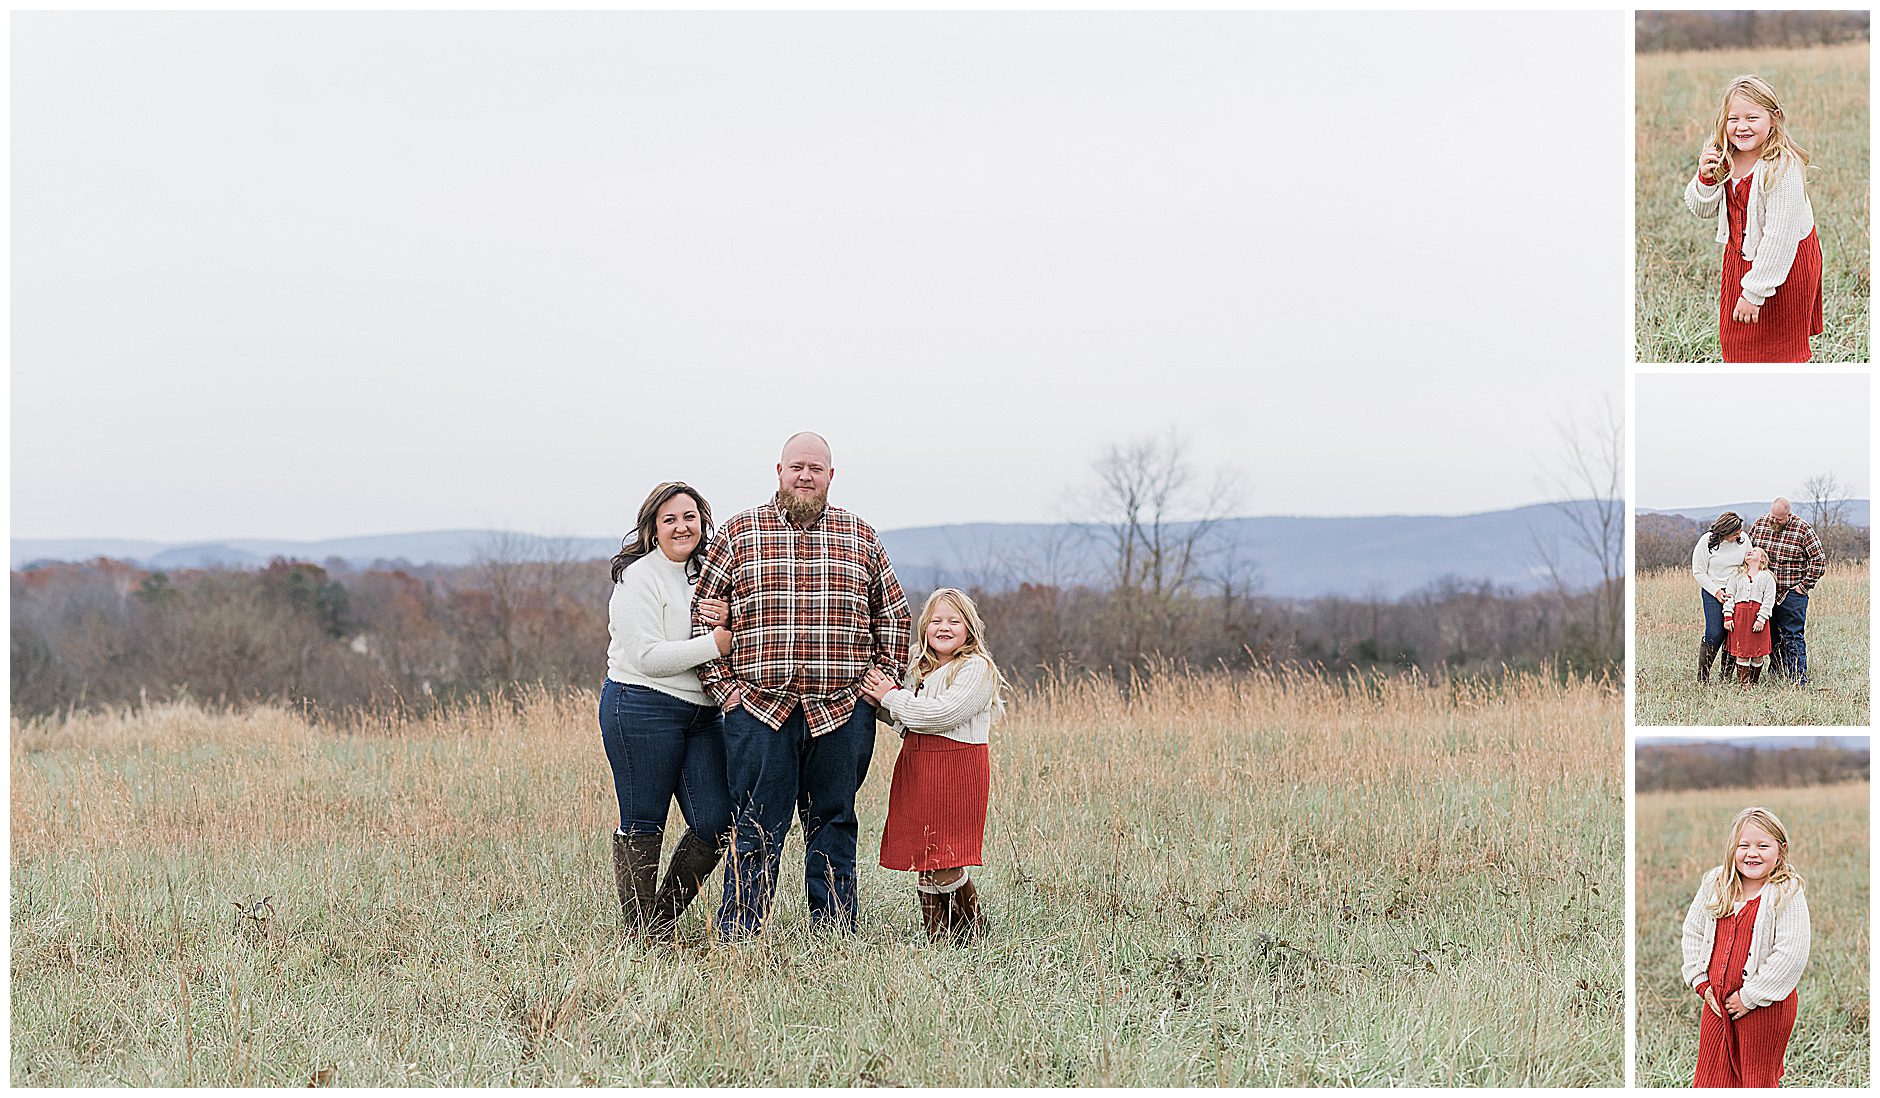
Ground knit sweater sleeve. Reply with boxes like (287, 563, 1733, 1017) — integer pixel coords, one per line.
(881, 657, 996, 734)
(1721, 577, 1737, 620)
(1684, 172, 1723, 221)
(1740, 885, 1810, 1008)
(1738, 158, 1813, 306)
(1755, 574, 1776, 626)
(1690, 537, 1714, 597)
(613, 570, 722, 679)
(1681, 868, 1721, 989)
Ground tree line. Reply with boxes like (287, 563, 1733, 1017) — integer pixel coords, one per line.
(1637, 741, 1869, 793)
(1635, 10, 1869, 53)
(1635, 478, 1871, 574)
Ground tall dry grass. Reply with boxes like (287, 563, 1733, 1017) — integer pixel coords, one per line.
(1633, 560, 1870, 726)
(11, 669, 1622, 1085)
(1634, 781, 1870, 1087)
(1636, 42, 1871, 362)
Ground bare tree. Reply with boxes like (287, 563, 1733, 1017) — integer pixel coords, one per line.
(1530, 398, 1624, 660)
(1079, 429, 1244, 671)
(1801, 471, 1851, 534)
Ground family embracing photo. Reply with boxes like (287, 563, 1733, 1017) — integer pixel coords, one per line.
(1633, 372, 1872, 728)
(600, 432, 1000, 948)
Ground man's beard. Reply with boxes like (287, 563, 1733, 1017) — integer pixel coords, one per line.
(775, 487, 829, 526)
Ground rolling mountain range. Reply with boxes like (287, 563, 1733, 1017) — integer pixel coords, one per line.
(14, 500, 1623, 600)
(1639, 500, 1871, 526)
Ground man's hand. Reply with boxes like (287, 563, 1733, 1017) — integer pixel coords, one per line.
(1725, 992, 1752, 1019)
(1732, 296, 1761, 324)
(722, 685, 742, 711)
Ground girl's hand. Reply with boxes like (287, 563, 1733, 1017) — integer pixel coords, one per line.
(712, 627, 733, 656)
(1703, 987, 1724, 1018)
(1725, 992, 1752, 1019)
(1752, 620, 1764, 633)
(1698, 145, 1725, 183)
(1732, 296, 1761, 324)
(697, 598, 730, 627)
(1723, 616, 1734, 630)
(859, 667, 897, 703)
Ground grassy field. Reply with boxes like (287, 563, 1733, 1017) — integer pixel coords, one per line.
(1634, 561, 1871, 727)
(11, 670, 1622, 1086)
(1636, 43, 1871, 363)
(1634, 781, 1870, 1087)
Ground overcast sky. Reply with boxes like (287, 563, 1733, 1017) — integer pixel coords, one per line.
(1635, 372, 1870, 510)
(13, 11, 1625, 542)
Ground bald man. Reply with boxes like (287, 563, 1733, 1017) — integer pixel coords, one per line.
(690, 432, 911, 937)
(1747, 498, 1827, 685)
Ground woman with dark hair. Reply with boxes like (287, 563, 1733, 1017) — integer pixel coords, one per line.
(1690, 511, 1750, 684)
(600, 481, 734, 940)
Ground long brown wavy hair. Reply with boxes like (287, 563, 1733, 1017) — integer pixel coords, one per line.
(1707, 511, 1743, 552)
(609, 482, 714, 583)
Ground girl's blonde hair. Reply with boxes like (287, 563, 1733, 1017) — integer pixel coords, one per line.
(1708, 74, 1810, 190)
(909, 588, 1009, 715)
(1708, 806, 1805, 917)
(1744, 547, 1770, 571)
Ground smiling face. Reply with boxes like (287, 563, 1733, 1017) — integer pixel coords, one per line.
(654, 494, 703, 562)
(1734, 819, 1781, 882)
(776, 433, 834, 517)
(924, 596, 970, 661)
(1723, 93, 1775, 155)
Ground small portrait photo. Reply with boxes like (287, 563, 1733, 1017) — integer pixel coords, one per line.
(1633, 372, 1871, 727)
(1634, 10, 1870, 363)
(1633, 736, 1869, 1088)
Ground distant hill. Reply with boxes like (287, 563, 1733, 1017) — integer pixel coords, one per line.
(13, 500, 1619, 600)
(1640, 500, 1871, 527)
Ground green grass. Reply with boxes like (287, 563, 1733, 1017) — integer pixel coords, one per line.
(1634, 561, 1871, 726)
(1636, 43, 1871, 363)
(11, 672, 1623, 1085)
(1635, 782, 1870, 1087)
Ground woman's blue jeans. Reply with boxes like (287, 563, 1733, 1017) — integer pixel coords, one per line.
(598, 680, 732, 843)
(1699, 589, 1727, 648)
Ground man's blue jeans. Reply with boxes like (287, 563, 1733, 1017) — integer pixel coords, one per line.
(717, 699, 876, 938)
(1771, 590, 1809, 684)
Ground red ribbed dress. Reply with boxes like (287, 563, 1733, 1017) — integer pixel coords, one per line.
(1694, 895, 1799, 1087)
(1727, 601, 1772, 661)
(1720, 174, 1824, 363)
(878, 732, 989, 872)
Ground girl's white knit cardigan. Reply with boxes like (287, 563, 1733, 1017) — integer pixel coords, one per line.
(1682, 152, 1816, 307)
(1680, 865, 1811, 1009)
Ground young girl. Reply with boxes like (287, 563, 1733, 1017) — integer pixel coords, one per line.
(1722, 548, 1777, 684)
(861, 587, 1006, 945)
(1682, 75, 1822, 363)
(1680, 807, 1812, 1087)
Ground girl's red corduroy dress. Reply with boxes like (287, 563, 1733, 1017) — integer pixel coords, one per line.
(1727, 601, 1773, 662)
(1694, 895, 1799, 1087)
(878, 732, 989, 872)
(1721, 174, 1824, 363)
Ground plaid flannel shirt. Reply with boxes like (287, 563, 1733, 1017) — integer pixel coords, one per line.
(1747, 514, 1827, 596)
(691, 500, 911, 737)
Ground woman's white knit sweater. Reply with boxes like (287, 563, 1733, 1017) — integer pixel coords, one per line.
(881, 654, 1000, 745)
(1680, 866, 1811, 1009)
(1692, 532, 1751, 600)
(1723, 569, 1778, 627)
(605, 551, 722, 705)
(1683, 152, 1816, 306)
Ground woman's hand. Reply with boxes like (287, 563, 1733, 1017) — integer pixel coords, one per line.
(712, 627, 733, 656)
(1698, 145, 1725, 184)
(1703, 987, 1724, 1018)
(697, 598, 730, 627)
(1732, 296, 1761, 324)
(859, 667, 898, 703)
(1725, 992, 1752, 1020)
